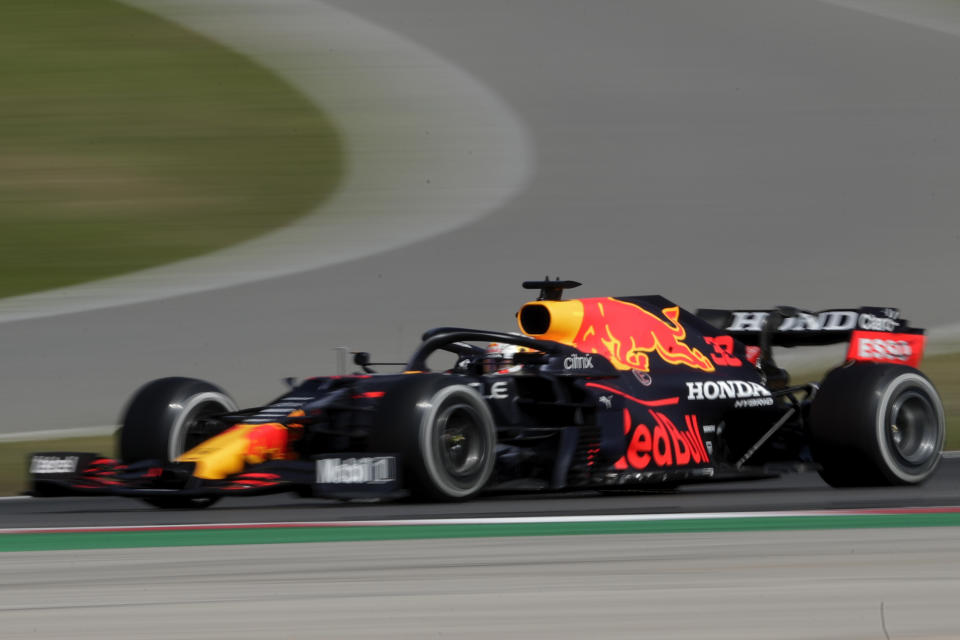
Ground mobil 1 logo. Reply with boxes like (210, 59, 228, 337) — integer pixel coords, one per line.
(28, 452, 98, 477)
(313, 454, 399, 498)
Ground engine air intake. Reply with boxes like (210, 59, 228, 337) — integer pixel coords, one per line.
(517, 300, 584, 344)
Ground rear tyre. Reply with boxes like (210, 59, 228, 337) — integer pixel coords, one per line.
(119, 377, 237, 509)
(809, 363, 944, 487)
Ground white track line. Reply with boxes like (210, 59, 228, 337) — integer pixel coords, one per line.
(0, 0, 532, 324)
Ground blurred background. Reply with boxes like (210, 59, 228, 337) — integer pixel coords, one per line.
(1, 0, 959, 491)
(0, 0, 342, 299)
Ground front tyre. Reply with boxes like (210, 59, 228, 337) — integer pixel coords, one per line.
(119, 377, 237, 463)
(416, 384, 497, 500)
(809, 363, 944, 486)
(119, 377, 237, 509)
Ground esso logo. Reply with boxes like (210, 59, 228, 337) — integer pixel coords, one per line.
(847, 330, 924, 367)
(857, 338, 911, 361)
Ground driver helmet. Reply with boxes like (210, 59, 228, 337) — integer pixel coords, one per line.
(482, 342, 529, 374)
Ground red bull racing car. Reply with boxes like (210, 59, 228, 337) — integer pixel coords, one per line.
(29, 279, 945, 508)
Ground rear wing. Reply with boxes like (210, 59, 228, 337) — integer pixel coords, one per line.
(696, 307, 926, 367)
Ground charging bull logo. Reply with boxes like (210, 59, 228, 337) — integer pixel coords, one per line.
(243, 423, 289, 464)
(179, 422, 291, 480)
(573, 298, 714, 372)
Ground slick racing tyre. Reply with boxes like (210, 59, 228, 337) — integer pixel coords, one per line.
(415, 384, 497, 500)
(375, 377, 497, 501)
(809, 363, 944, 487)
(119, 377, 236, 509)
(120, 377, 238, 463)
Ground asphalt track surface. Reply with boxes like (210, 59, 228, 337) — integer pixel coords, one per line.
(3, 463, 960, 639)
(4, 529, 960, 639)
(3, 0, 960, 437)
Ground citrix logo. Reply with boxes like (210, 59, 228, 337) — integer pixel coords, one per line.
(564, 354, 594, 369)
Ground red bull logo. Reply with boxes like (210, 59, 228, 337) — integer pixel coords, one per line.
(573, 298, 714, 372)
(178, 422, 291, 480)
(243, 423, 289, 464)
(614, 408, 710, 470)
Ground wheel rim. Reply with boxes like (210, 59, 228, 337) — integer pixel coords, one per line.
(435, 402, 486, 480)
(887, 390, 939, 466)
(170, 394, 235, 460)
(180, 402, 228, 452)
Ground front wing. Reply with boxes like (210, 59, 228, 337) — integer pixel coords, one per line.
(27, 452, 403, 501)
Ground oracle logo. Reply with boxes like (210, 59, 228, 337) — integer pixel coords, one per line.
(858, 313, 899, 332)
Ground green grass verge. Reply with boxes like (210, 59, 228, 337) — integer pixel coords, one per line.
(2, 354, 958, 497)
(920, 353, 960, 448)
(0, 0, 342, 299)
(1, 435, 114, 496)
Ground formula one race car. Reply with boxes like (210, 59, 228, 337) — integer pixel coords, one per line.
(29, 279, 945, 508)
